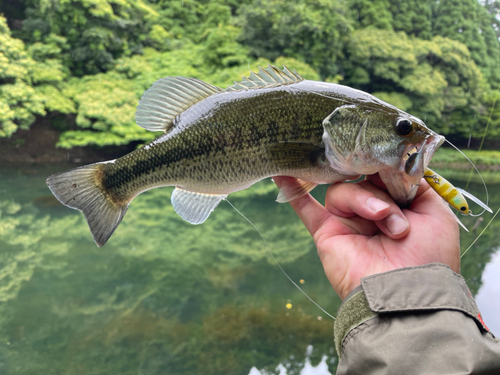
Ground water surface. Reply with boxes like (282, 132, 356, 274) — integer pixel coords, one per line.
(0, 164, 498, 374)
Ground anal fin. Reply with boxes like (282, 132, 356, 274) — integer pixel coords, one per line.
(276, 178, 318, 203)
(171, 188, 226, 224)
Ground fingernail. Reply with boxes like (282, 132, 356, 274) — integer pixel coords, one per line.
(386, 214, 408, 235)
(367, 197, 389, 213)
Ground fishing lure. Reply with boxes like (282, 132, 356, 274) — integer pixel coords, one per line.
(424, 168, 471, 214)
(424, 167, 492, 232)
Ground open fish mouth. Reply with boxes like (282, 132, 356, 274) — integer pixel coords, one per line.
(380, 134, 445, 207)
(405, 134, 445, 177)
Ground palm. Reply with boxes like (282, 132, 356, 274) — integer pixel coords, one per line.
(274, 175, 460, 299)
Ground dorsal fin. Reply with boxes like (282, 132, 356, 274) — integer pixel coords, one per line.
(135, 77, 223, 132)
(225, 65, 304, 92)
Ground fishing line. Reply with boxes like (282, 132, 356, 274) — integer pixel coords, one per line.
(465, 82, 499, 191)
(444, 139, 489, 217)
(224, 198, 336, 320)
(458, 83, 500, 258)
(461, 206, 500, 259)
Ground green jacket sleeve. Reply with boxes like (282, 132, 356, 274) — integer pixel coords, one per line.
(334, 263, 500, 374)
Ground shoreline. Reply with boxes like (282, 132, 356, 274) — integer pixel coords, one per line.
(1, 121, 499, 170)
(429, 163, 500, 171)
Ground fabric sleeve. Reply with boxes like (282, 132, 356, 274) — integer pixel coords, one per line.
(334, 263, 500, 375)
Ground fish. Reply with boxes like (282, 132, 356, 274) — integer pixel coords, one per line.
(46, 65, 445, 247)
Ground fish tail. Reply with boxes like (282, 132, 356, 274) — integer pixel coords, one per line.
(46, 162, 128, 247)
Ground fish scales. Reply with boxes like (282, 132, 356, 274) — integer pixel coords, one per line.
(102, 87, 341, 202)
(46, 65, 445, 246)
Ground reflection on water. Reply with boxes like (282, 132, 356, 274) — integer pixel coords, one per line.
(250, 345, 333, 375)
(476, 250, 500, 336)
(0, 164, 498, 374)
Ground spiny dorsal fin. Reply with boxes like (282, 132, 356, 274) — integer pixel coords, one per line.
(225, 65, 304, 92)
(136, 77, 223, 132)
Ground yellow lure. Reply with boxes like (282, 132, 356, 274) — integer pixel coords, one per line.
(424, 168, 470, 214)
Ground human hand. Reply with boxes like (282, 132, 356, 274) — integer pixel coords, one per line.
(273, 174, 461, 300)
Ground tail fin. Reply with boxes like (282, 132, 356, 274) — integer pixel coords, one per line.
(46, 162, 128, 247)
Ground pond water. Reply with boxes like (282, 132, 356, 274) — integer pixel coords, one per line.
(0, 163, 498, 375)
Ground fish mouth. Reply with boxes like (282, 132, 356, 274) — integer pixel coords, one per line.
(380, 133, 445, 207)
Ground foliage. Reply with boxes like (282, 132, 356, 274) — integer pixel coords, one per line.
(20, 0, 157, 76)
(350, 0, 434, 39)
(343, 29, 486, 137)
(348, 0, 394, 30)
(57, 72, 156, 147)
(1, 0, 500, 146)
(388, 0, 433, 39)
(0, 16, 45, 137)
(482, 0, 500, 39)
(431, 147, 500, 168)
(478, 90, 500, 139)
(238, 0, 352, 79)
(432, 0, 500, 85)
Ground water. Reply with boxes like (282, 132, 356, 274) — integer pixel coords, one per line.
(0, 164, 498, 374)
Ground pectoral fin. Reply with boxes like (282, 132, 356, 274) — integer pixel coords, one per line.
(276, 178, 318, 203)
(171, 188, 227, 224)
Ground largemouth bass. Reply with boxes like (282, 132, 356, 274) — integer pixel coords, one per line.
(47, 65, 444, 247)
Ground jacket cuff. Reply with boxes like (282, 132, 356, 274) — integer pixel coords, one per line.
(334, 287, 375, 357)
(334, 263, 486, 358)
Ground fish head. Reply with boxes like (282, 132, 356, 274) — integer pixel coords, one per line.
(323, 105, 444, 207)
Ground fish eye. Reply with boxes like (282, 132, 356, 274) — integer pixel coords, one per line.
(396, 119, 413, 136)
(460, 206, 467, 212)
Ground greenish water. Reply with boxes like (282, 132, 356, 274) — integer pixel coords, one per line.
(0, 164, 498, 375)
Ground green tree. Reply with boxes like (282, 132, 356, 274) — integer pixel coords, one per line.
(348, 0, 393, 30)
(482, 0, 500, 39)
(0, 16, 45, 137)
(432, 0, 500, 85)
(198, 3, 249, 69)
(238, 0, 352, 79)
(148, 0, 202, 46)
(342, 29, 486, 137)
(388, 0, 433, 39)
(476, 90, 500, 140)
(149, 0, 252, 51)
(20, 0, 158, 76)
(347, 0, 433, 39)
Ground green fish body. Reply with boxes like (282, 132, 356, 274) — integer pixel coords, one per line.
(47, 66, 444, 246)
